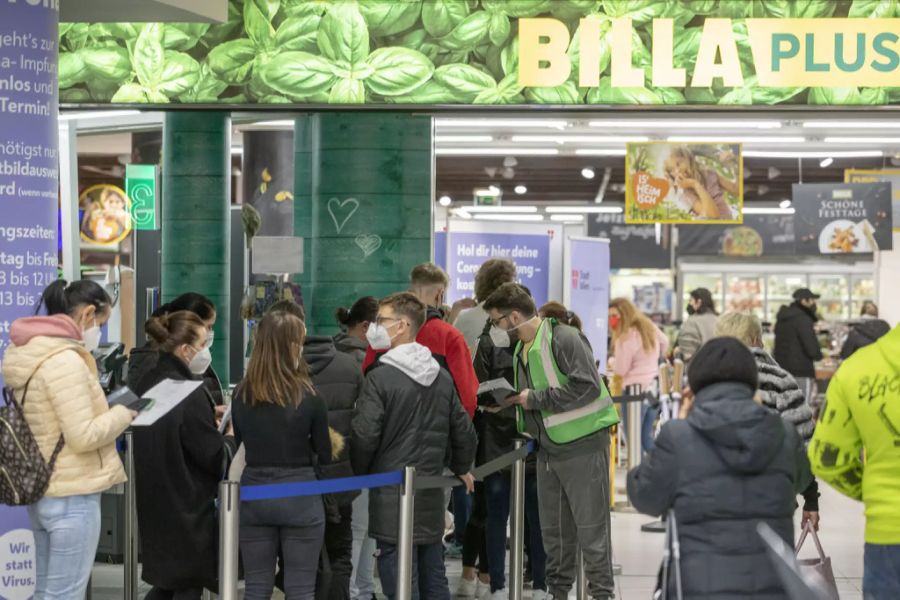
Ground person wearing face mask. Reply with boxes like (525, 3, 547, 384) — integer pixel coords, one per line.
(774, 288, 824, 411)
(2, 279, 136, 599)
(131, 311, 236, 600)
(352, 292, 477, 600)
(484, 283, 619, 600)
(128, 292, 224, 405)
(674, 287, 718, 365)
(334, 296, 378, 368)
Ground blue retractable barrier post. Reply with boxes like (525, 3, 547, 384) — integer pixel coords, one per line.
(124, 430, 138, 600)
(396, 466, 416, 600)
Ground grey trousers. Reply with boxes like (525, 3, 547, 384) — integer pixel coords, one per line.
(537, 432, 614, 600)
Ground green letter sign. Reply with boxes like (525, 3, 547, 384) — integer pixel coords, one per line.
(126, 164, 158, 231)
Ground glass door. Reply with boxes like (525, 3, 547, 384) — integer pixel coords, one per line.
(809, 274, 850, 321)
(850, 275, 876, 318)
(725, 274, 764, 318)
(766, 274, 808, 323)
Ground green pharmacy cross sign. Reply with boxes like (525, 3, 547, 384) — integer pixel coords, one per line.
(59, 0, 900, 107)
(125, 164, 158, 231)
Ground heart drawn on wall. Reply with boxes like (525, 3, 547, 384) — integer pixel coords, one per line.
(633, 172, 670, 209)
(355, 234, 382, 258)
(327, 197, 360, 233)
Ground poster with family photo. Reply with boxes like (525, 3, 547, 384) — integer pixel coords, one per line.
(793, 183, 893, 254)
(625, 142, 743, 225)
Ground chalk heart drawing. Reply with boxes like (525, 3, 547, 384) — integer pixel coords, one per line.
(327, 197, 359, 234)
(355, 234, 382, 258)
(0, 529, 36, 600)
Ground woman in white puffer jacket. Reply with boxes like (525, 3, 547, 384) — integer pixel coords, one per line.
(2, 279, 135, 599)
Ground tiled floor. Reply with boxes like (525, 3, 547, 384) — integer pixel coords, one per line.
(89, 474, 866, 599)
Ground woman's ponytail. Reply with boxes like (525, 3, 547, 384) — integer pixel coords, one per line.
(35, 279, 110, 317)
(36, 279, 69, 315)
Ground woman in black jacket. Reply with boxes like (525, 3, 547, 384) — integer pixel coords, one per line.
(234, 310, 331, 600)
(627, 338, 812, 600)
(132, 311, 236, 599)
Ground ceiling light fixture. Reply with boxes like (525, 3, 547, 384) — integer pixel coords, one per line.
(590, 120, 782, 129)
(802, 121, 900, 129)
(452, 208, 472, 219)
(248, 120, 294, 127)
(819, 157, 834, 168)
(434, 135, 494, 143)
(778, 199, 792, 209)
(545, 206, 623, 214)
(511, 135, 649, 143)
(474, 214, 544, 222)
(514, 185, 527, 194)
(742, 207, 796, 215)
(438, 195, 452, 206)
(230, 147, 243, 155)
(581, 167, 596, 179)
(550, 214, 585, 222)
(435, 118, 568, 129)
(743, 150, 883, 158)
(465, 205, 538, 213)
(823, 137, 900, 144)
(436, 147, 560, 156)
(667, 136, 805, 143)
(59, 110, 141, 121)
(574, 149, 627, 156)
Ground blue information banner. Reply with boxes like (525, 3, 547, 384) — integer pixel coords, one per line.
(566, 238, 611, 373)
(435, 231, 550, 307)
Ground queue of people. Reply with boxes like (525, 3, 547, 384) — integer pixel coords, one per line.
(4, 270, 898, 600)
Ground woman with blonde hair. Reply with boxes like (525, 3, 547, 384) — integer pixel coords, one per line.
(608, 298, 669, 451)
(233, 311, 331, 599)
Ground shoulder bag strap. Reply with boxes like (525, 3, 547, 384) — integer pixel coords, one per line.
(795, 521, 827, 561)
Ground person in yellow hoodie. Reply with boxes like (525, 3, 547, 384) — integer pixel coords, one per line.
(1, 279, 135, 599)
(808, 323, 900, 600)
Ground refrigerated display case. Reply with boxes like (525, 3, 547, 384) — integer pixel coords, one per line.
(809, 275, 851, 320)
(725, 275, 764, 317)
(681, 272, 724, 318)
(766, 274, 807, 322)
(611, 269, 674, 321)
(850, 275, 877, 317)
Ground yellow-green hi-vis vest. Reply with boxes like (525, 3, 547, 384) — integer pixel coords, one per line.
(514, 319, 619, 445)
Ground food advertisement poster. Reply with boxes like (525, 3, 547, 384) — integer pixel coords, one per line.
(79, 184, 132, 245)
(677, 214, 795, 258)
(845, 169, 900, 231)
(625, 142, 742, 225)
(59, 1, 900, 107)
(793, 183, 893, 254)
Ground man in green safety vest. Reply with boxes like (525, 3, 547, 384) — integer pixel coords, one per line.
(484, 283, 619, 600)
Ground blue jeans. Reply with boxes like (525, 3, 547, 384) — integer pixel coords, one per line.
(484, 471, 547, 593)
(641, 403, 658, 453)
(864, 543, 900, 599)
(376, 541, 450, 600)
(451, 485, 471, 545)
(27, 493, 102, 600)
(350, 490, 376, 599)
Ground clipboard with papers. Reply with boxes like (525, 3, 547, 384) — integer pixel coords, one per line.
(112, 379, 203, 426)
(477, 378, 519, 409)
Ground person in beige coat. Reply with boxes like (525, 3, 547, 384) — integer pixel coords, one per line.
(1, 279, 135, 599)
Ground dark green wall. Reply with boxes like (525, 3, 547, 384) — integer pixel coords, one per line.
(162, 111, 231, 382)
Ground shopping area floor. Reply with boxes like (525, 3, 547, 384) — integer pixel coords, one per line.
(89, 474, 866, 599)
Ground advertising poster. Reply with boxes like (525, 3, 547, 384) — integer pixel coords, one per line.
(436, 231, 550, 307)
(845, 169, 900, 231)
(58, 2, 900, 107)
(78, 184, 132, 245)
(677, 214, 796, 258)
(625, 142, 742, 225)
(565, 238, 610, 373)
(0, 2, 59, 599)
(793, 183, 893, 254)
(586, 212, 670, 269)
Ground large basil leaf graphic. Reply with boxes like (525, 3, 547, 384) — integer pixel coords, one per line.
(422, 0, 470, 38)
(59, 52, 88, 88)
(433, 63, 496, 102)
(389, 80, 458, 103)
(318, 2, 370, 66)
(587, 79, 662, 104)
(525, 81, 581, 104)
(82, 47, 132, 82)
(163, 24, 210, 51)
(359, 0, 422, 37)
(366, 47, 434, 96)
(329, 78, 366, 103)
(244, 0, 276, 48)
(848, 0, 898, 18)
(133, 24, 165, 88)
(156, 51, 202, 95)
(111, 83, 149, 103)
(181, 63, 228, 102)
(274, 14, 321, 52)
(440, 11, 491, 51)
(258, 51, 338, 99)
(208, 39, 257, 85)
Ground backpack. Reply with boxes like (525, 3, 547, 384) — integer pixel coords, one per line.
(0, 375, 65, 506)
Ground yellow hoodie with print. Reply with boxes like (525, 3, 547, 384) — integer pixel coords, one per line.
(809, 324, 900, 544)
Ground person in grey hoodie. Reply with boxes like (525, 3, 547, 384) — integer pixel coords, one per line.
(351, 292, 477, 600)
(628, 338, 813, 600)
(675, 287, 718, 364)
(714, 311, 821, 530)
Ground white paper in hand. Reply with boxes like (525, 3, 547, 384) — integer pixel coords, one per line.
(131, 379, 203, 426)
(477, 378, 515, 395)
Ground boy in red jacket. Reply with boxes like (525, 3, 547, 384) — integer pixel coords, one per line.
(363, 263, 477, 419)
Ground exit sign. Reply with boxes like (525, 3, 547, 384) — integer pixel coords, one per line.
(126, 164, 158, 230)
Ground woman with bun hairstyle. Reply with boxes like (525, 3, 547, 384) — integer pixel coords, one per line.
(234, 310, 332, 599)
(539, 301, 584, 333)
(128, 292, 224, 405)
(2, 279, 136, 598)
(132, 311, 236, 599)
(333, 296, 378, 367)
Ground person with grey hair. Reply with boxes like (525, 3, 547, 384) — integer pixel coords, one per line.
(715, 311, 821, 530)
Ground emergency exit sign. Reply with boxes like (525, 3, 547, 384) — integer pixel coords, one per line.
(126, 164, 158, 230)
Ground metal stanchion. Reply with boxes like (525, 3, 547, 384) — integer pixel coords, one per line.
(509, 440, 526, 600)
(123, 430, 138, 600)
(575, 546, 587, 600)
(396, 466, 416, 600)
(625, 384, 643, 470)
(218, 480, 240, 600)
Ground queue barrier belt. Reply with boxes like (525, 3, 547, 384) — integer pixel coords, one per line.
(239, 440, 536, 502)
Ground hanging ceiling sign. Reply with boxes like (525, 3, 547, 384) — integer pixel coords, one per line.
(60, 1, 900, 108)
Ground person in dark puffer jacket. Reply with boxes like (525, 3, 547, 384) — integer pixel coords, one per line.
(628, 337, 813, 600)
(715, 311, 822, 529)
(840, 301, 891, 359)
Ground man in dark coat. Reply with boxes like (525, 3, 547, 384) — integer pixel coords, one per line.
(774, 288, 823, 407)
(351, 292, 477, 600)
(628, 338, 813, 600)
(840, 301, 891, 359)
